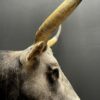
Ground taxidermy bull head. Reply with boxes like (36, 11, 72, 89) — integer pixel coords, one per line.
(0, 0, 82, 100)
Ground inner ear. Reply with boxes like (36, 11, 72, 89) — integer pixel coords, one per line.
(27, 41, 46, 61)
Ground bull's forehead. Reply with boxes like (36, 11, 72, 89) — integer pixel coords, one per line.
(40, 47, 59, 66)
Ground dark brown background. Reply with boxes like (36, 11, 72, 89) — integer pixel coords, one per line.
(0, 0, 100, 100)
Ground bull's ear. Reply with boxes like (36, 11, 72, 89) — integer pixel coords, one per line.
(27, 41, 46, 61)
(20, 41, 47, 68)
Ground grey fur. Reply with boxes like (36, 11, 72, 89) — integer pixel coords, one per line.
(0, 45, 80, 100)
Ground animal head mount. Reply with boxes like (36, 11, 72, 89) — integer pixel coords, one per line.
(0, 0, 82, 100)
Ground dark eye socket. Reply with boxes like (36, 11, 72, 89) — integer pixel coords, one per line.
(46, 64, 59, 84)
(52, 68, 59, 79)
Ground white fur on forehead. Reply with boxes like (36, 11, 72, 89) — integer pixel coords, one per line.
(40, 47, 58, 65)
(45, 47, 53, 55)
(26, 45, 58, 64)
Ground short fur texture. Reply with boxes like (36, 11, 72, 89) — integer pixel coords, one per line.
(0, 45, 80, 100)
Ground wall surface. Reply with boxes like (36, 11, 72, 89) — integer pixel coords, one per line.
(0, 0, 100, 100)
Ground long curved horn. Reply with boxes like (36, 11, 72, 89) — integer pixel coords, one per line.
(47, 25, 62, 47)
(35, 0, 82, 43)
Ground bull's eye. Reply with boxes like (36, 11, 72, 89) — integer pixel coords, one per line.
(52, 68, 59, 80)
(46, 65, 59, 84)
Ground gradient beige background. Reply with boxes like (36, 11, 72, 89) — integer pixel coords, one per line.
(0, 0, 100, 100)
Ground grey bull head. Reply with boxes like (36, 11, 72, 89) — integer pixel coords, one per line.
(0, 0, 82, 100)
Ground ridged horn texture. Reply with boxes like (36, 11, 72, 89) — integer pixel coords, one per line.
(35, 0, 82, 43)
